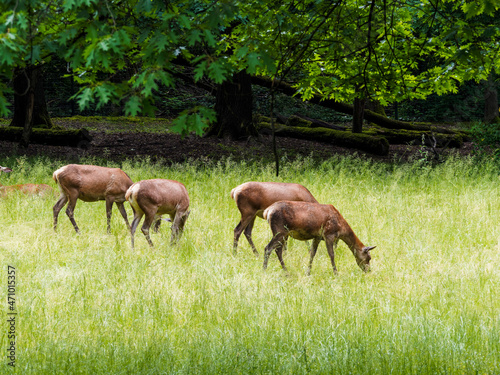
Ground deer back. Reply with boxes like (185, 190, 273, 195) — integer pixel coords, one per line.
(232, 182, 317, 213)
(53, 164, 133, 200)
(127, 179, 189, 215)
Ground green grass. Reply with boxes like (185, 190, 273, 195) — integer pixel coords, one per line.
(0, 116, 172, 133)
(0, 155, 499, 374)
(55, 116, 173, 133)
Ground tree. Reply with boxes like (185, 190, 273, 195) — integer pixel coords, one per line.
(484, 74, 499, 123)
(206, 70, 256, 138)
(1, 0, 500, 142)
(226, 1, 500, 132)
(0, 0, 57, 146)
(10, 65, 53, 128)
(1, 0, 240, 137)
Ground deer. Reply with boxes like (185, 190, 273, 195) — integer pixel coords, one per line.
(262, 201, 375, 275)
(52, 164, 133, 233)
(126, 179, 190, 249)
(0, 166, 54, 197)
(231, 181, 318, 256)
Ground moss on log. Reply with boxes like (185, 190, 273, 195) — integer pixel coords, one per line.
(251, 76, 471, 139)
(286, 115, 313, 128)
(0, 127, 92, 148)
(259, 122, 389, 156)
(366, 128, 463, 148)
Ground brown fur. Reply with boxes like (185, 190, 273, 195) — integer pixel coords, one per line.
(0, 184, 54, 197)
(263, 201, 375, 274)
(52, 164, 133, 233)
(0, 165, 54, 197)
(126, 179, 190, 248)
(231, 181, 318, 256)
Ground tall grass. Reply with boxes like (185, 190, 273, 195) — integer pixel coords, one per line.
(0, 155, 499, 374)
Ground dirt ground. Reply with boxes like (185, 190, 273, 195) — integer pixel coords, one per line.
(0, 119, 474, 165)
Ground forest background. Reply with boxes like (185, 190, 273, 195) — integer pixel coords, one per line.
(1, 0, 500, 165)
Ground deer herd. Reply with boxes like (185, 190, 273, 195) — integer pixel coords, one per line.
(1, 163, 375, 275)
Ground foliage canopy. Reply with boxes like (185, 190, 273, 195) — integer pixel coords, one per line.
(1, 0, 499, 132)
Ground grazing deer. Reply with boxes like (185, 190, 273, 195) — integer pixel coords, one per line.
(0, 166, 54, 197)
(231, 181, 318, 255)
(126, 179, 190, 248)
(263, 201, 375, 274)
(52, 164, 133, 233)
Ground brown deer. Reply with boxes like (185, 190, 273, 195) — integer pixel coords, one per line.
(52, 164, 133, 233)
(231, 181, 318, 255)
(0, 166, 54, 197)
(263, 201, 375, 274)
(126, 179, 190, 248)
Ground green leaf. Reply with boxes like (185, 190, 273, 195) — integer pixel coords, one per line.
(203, 30, 216, 48)
(77, 87, 94, 111)
(62, 0, 76, 12)
(142, 72, 159, 97)
(95, 84, 113, 107)
(170, 113, 188, 136)
(188, 30, 202, 46)
(193, 61, 207, 82)
(177, 15, 191, 29)
(246, 52, 261, 74)
(207, 61, 226, 84)
(124, 96, 142, 116)
(170, 107, 215, 137)
(0, 95, 10, 117)
(154, 35, 170, 53)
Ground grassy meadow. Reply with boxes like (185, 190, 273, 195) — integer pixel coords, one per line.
(0, 154, 499, 374)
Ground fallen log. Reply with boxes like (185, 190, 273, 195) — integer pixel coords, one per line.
(258, 122, 389, 156)
(0, 127, 92, 148)
(274, 112, 289, 125)
(366, 128, 463, 148)
(251, 76, 470, 137)
(290, 114, 347, 131)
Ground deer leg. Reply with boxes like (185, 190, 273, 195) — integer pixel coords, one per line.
(153, 216, 161, 233)
(130, 210, 144, 249)
(172, 210, 190, 245)
(233, 213, 256, 255)
(116, 201, 130, 230)
(243, 216, 259, 256)
(65, 195, 80, 233)
(263, 233, 286, 270)
(170, 213, 181, 245)
(141, 212, 156, 248)
(274, 236, 288, 272)
(105, 198, 114, 234)
(307, 238, 321, 276)
(325, 237, 339, 274)
(53, 194, 68, 231)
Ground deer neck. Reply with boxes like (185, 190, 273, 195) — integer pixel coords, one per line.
(340, 228, 364, 254)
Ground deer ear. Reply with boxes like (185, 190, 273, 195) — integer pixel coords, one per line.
(363, 246, 376, 253)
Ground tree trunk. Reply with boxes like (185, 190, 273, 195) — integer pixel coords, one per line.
(206, 71, 257, 139)
(484, 75, 499, 124)
(353, 96, 366, 133)
(10, 65, 54, 131)
(20, 87, 35, 148)
(366, 99, 387, 116)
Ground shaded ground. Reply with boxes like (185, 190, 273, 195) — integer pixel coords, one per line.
(0, 118, 474, 165)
